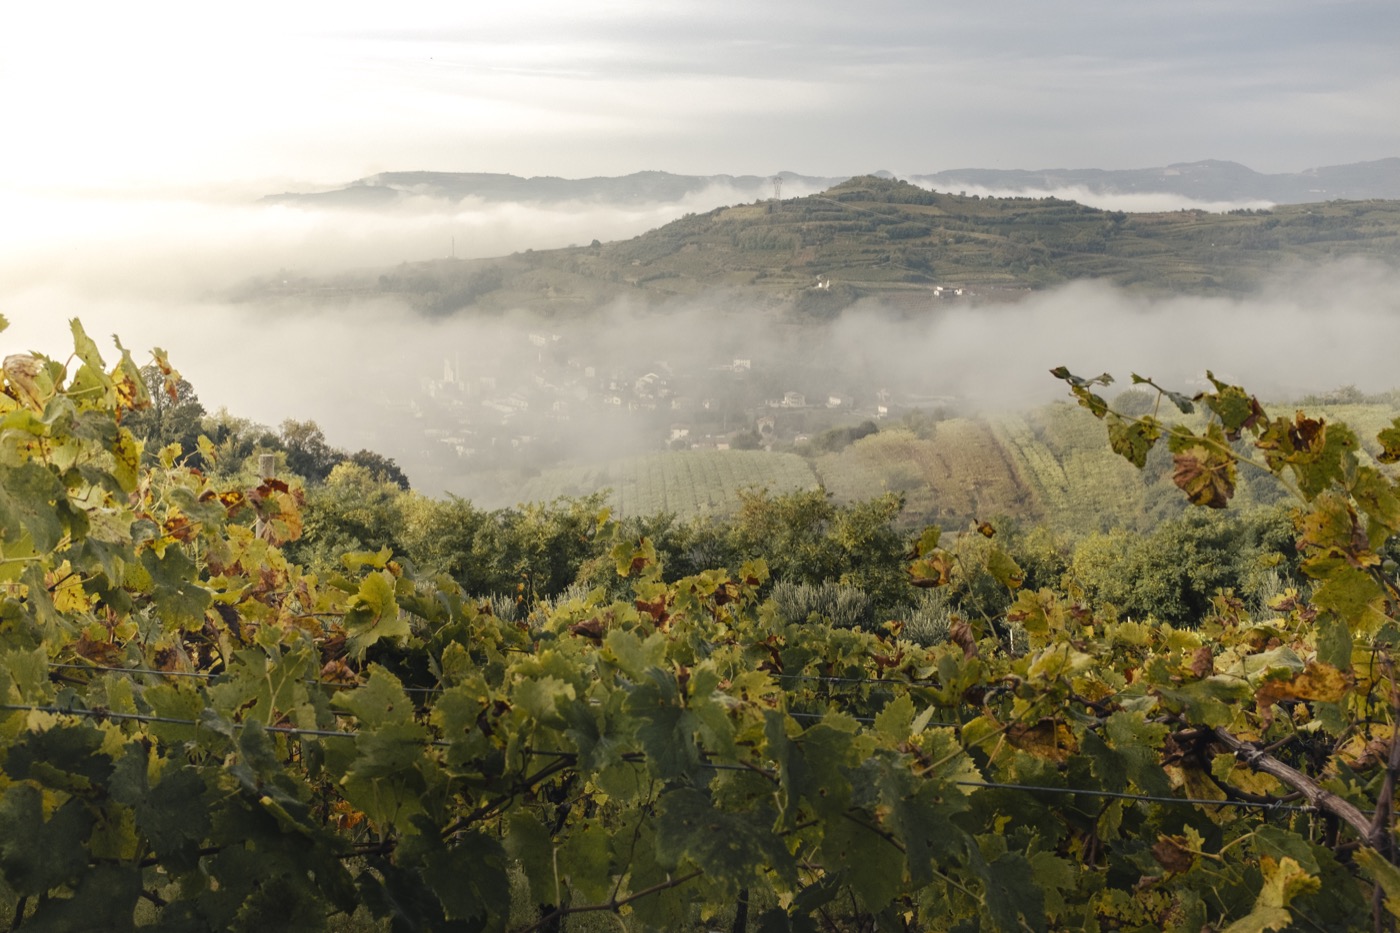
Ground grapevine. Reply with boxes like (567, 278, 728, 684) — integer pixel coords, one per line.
(1, 320, 1400, 930)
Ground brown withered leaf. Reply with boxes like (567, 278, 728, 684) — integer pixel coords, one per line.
(1288, 413, 1326, 452)
(1004, 720, 1078, 764)
(1172, 448, 1236, 509)
(873, 649, 905, 670)
(634, 596, 670, 626)
(910, 552, 954, 588)
(1188, 646, 1214, 679)
(568, 618, 606, 642)
(1255, 662, 1350, 725)
(72, 633, 124, 667)
(320, 658, 359, 684)
(1151, 835, 1196, 874)
(948, 620, 978, 660)
(162, 515, 195, 542)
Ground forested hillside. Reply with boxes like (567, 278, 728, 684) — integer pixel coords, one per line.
(6, 320, 1400, 931)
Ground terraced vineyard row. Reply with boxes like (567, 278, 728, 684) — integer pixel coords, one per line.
(507, 399, 1400, 530)
(814, 421, 1034, 527)
(513, 450, 819, 518)
(1007, 404, 1160, 531)
(986, 414, 1070, 516)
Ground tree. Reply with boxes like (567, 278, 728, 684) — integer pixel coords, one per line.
(348, 448, 410, 490)
(123, 364, 206, 468)
(278, 418, 344, 482)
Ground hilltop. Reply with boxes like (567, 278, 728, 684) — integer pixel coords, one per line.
(241, 175, 1400, 313)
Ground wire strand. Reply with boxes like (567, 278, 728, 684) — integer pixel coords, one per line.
(0, 703, 1332, 814)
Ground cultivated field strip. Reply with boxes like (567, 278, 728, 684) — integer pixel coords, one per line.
(515, 450, 820, 518)
(987, 414, 1071, 515)
(814, 422, 1033, 527)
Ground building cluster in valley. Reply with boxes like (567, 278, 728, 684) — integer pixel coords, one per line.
(405, 330, 951, 474)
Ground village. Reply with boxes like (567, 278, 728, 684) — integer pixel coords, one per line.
(402, 327, 947, 478)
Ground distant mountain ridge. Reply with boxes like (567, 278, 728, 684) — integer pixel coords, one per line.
(911, 158, 1400, 203)
(261, 170, 848, 208)
(262, 159, 1400, 208)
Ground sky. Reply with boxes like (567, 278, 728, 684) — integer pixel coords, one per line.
(3, 0, 1398, 192)
(1, 0, 1399, 491)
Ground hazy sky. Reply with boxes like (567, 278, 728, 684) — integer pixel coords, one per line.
(4, 0, 1398, 192)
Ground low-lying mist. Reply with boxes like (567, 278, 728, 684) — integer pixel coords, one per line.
(912, 183, 1278, 214)
(4, 184, 1397, 503)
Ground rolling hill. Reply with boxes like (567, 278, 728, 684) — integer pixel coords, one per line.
(243, 174, 1400, 314)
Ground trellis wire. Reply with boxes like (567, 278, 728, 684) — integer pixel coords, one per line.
(0, 702, 1327, 814)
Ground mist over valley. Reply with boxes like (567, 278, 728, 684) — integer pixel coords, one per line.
(5, 167, 1400, 516)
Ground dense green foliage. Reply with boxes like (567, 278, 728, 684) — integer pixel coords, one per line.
(9, 321, 1400, 932)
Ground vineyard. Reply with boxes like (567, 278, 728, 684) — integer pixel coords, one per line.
(815, 421, 1033, 528)
(9, 322, 1400, 931)
(505, 401, 1400, 537)
(512, 450, 819, 518)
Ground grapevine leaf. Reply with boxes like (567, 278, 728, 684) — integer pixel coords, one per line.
(1316, 615, 1354, 671)
(655, 786, 792, 896)
(1253, 826, 1321, 877)
(603, 628, 667, 680)
(337, 721, 431, 828)
(779, 718, 858, 820)
(1171, 437, 1237, 509)
(414, 826, 510, 925)
(877, 766, 967, 882)
(513, 675, 576, 727)
(623, 819, 691, 931)
(1201, 372, 1266, 439)
(333, 665, 415, 729)
(0, 785, 93, 896)
(343, 570, 409, 656)
(18, 863, 141, 933)
(1312, 566, 1388, 636)
(1255, 663, 1350, 725)
(816, 808, 904, 911)
(1377, 419, 1400, 464)
(626, 671, 701, 780)
(982, 851, 1046, 933)
(912, 526, 941, 557)
(141, 544, 211, 630)
(505, 809, 556, 906)
(208, 647, 314, 726)
(1350, 466, 1400, 539)
(986, 547, 1024, 590)
(874, 694, 915, 742)
(1153, 676, 1251, 727)
(1257, 412, 1358, 501)
(0, 461, 65, 551)
(1356, 847, 1400, 920)
(1028, 851, 1077, 919)
(558, 820, 613, 903)
(1221, 856, 1319, 933)
(1106, 415, 1161, 469)
(138, 766, 213, 873)
(111, 426, 141, 492)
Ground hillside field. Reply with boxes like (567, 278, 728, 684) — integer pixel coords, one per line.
(506, 399, 1400, 530)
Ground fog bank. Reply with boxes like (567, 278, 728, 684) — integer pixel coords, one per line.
(4, 187, 1397, 500)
